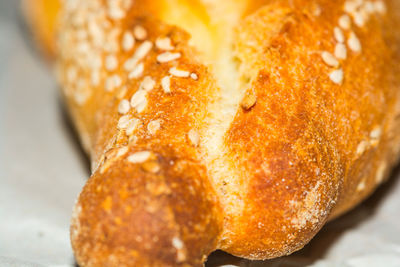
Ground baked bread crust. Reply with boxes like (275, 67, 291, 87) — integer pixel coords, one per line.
(24, 0, 400, 265)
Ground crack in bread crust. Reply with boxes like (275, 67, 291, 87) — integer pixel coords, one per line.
(159, 0, 251, 241)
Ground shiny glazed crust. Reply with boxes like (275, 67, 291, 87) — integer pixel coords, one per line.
(24, 0, 400, 266)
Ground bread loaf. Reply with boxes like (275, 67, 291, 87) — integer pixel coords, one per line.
(24, 0, 400, 266)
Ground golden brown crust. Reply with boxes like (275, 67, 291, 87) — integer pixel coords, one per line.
(25, 0, 400, 265)
(71, 148, 221, 266)
(219, 0, 400, 258)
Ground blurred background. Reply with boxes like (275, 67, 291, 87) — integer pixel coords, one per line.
(0, 1, 86, 266)
(1, 1, 400, 266)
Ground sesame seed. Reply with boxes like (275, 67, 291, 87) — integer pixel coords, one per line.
(102, 20, 112, 30)
(188, 129, 200, 146)
(133, 25, 147, 40)
(139, 76, 156, 92)
(356, 180, 366, 191)
(370, 127, 382, 139)
(133, 41, 153, 61)
(71, 12, 85, 27)
(157, 52, 181, 63)
(126, 118, 140, 135)
(118, 99, 130, 114)
(130, 89, 147, 112)
(127, 151, 152, 164)
(169, 67, 190, 77)
(334, 43, 347, 60)
(65, 0, 79, 12)
(155, 37, 174, 50)
(77, 42, 90, 54)
(329, 69, 344, 84)
(135, 99, 147, 113)
(338, 14, 351, 30)
(370, 139, 379, 147)
(74, 90, 90, 106)
(190, 73, 198, 80)
(147, 120, 161, 135)
(88, 18, 101, 36)
(89, 54, 102, 69)
(344, 1, 359, 15)
(375, 162, 387, 184)
(117, 86, 128, 99)
(66, 67, 77, 83)
(130, 89, 147, 107)
(120, 0, 132, 9)
(363, 1, 375, 14)
(91, 70, 100, 86)
(356, 140, 369, 155)
(108, 5, 125, 20)
(172, 237, 184, 250)
(313, 4, 321, 16)
(177, 250, 186, 263)
(105, 55, 118, 71)
(105, 74, 122, 91)
(122, 31, 135, 51)
(76, 78, 85, 90)
(106, 42, 118, 54)
(374, 1, 386, 14)
(116, 146, 129, 158)
(128, 63, 144, 79)
(161, 76, 171, 93)
(347, 32, 362, 52)
(89, 22, 104, 47)
(353, 11, 366, 27)
(104, 28, 121, 53)
(333, 27, 345, 43)
(321, 51, 339, 67)
(124, 57, 139, 72)
(117, 114, 132, 129)
(241, 92, 257, 110)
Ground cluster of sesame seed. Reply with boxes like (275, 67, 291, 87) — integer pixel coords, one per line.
(61, 0, 211, 178)
(106, 0, 132, 20)
(108, 22, 198, 147)
(61, 0, 203, 154)
(114, 23, 189, 141)
(321, 0, 386, 84)
(60, 0, 136, 105)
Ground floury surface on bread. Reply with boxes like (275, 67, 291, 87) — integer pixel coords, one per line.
(23, 0, 400, 266)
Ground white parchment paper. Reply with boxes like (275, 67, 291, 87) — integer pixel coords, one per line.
(1, 2, 399, 266)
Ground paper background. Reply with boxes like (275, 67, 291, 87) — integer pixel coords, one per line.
(1, 1, 400, 266)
